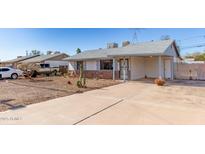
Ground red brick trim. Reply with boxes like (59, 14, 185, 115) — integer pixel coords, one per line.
(71, 70, 120, 79)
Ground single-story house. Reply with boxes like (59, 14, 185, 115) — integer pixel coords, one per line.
(65, 39, 182, 80)
(0, 55, 40, 68)
(20, 53, 69, 67)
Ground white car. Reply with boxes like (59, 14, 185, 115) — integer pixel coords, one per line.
(0, 67, 23, 79)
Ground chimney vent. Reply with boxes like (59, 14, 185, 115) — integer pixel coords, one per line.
(122, 41, 130, 47)
(107, 43, 118, 49)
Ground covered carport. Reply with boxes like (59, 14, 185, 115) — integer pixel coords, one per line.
(111, 55, 174, 81)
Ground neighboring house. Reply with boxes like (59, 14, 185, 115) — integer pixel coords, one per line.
(0, 55, 40, 68)
(65, 40, 182, 80)
(20, 53, 69, 67)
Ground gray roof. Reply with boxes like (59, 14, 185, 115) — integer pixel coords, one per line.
(0, 55, 40, 63)
(65, 39, 180, 61)
(21, 53, 68, 63)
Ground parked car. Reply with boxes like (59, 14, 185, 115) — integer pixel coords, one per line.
(18, 63, 59, 78)
(31, 63, 59, 77)
(0, 67, 23, 79)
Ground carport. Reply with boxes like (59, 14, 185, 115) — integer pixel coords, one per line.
(112, 55, 174, 81)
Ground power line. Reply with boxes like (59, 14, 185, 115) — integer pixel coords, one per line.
(180, 35, 205, 41)
(129, 28, 145, 44)
(178, 35, 205, 51)
(181, 43, 205, 49)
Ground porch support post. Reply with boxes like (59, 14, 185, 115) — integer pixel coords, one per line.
(123, 57, 126, 82)
(112, 58, 115, 80)
(171, 57, 174, 80)
(158, 56, 162, 79)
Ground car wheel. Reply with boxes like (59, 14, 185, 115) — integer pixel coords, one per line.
(11, 73, 18, 79)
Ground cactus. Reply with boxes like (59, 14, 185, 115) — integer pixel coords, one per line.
(76, 62, 86, 88)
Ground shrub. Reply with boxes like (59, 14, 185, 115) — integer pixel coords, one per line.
(154, 78, 166, 86)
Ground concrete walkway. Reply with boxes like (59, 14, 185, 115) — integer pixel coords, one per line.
(1, 81, 205, 125)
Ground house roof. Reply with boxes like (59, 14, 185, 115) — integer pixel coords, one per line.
(65, 39, 181, 61)
(0, 55, 40, 64)
(21, 53, 68, 63)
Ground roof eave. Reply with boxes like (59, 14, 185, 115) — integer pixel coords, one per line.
(107, 53, 164, 57)
(64, 57, 110, 61)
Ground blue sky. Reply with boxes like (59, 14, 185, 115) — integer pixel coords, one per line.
(1, 28, 205, 61)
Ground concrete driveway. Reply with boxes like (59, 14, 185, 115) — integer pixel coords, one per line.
(1, 80, 205, 125)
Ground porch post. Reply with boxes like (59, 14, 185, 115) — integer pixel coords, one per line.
(158, 56, 162, 79)
(112, 58, 115, 80)
(123, 57, 126, 82)
(171, 57, 174, 80)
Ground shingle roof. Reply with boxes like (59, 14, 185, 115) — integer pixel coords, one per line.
(65, 39, 180, 61)
(21, 53, 68, 63)
(0, 55, 40, 63)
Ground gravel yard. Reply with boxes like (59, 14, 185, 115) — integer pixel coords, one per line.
(1, 79, 205, 124)
(0, 76, 120, 112)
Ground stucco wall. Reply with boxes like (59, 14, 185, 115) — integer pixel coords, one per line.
(68, 56, 173, 80)
(68, 59, 117, 71)
(174, 63, 205, 80)
(144, 57, 159, 78)
(144, 57, 168, 78)
(68, 61, 75, 70)
(130, 57, 145, 80)
(85, 60, 97, 70)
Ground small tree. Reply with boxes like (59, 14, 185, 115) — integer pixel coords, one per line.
(76, 48, 81, 54)
(160, 35, 171, 40)
(30, 50, 41, 55)
(194, 53, 205, 61)
(47, 51, 53, 55)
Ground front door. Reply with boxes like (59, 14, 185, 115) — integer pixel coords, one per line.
(120, 59, 129, 80)
(164, 59, 171, 79)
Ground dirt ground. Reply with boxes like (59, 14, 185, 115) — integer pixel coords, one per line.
(1, 79, 205, 124)
(0, 76, 120, 112)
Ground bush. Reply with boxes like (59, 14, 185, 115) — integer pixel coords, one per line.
(154, 78, 166, 86)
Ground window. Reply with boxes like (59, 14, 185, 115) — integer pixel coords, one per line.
(0, 68, 10, 72)
(77, 61, 83, 70)
(100, 60, 113, 70)
(40, 64, 50, 68)
(44, 64, 50, 68)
